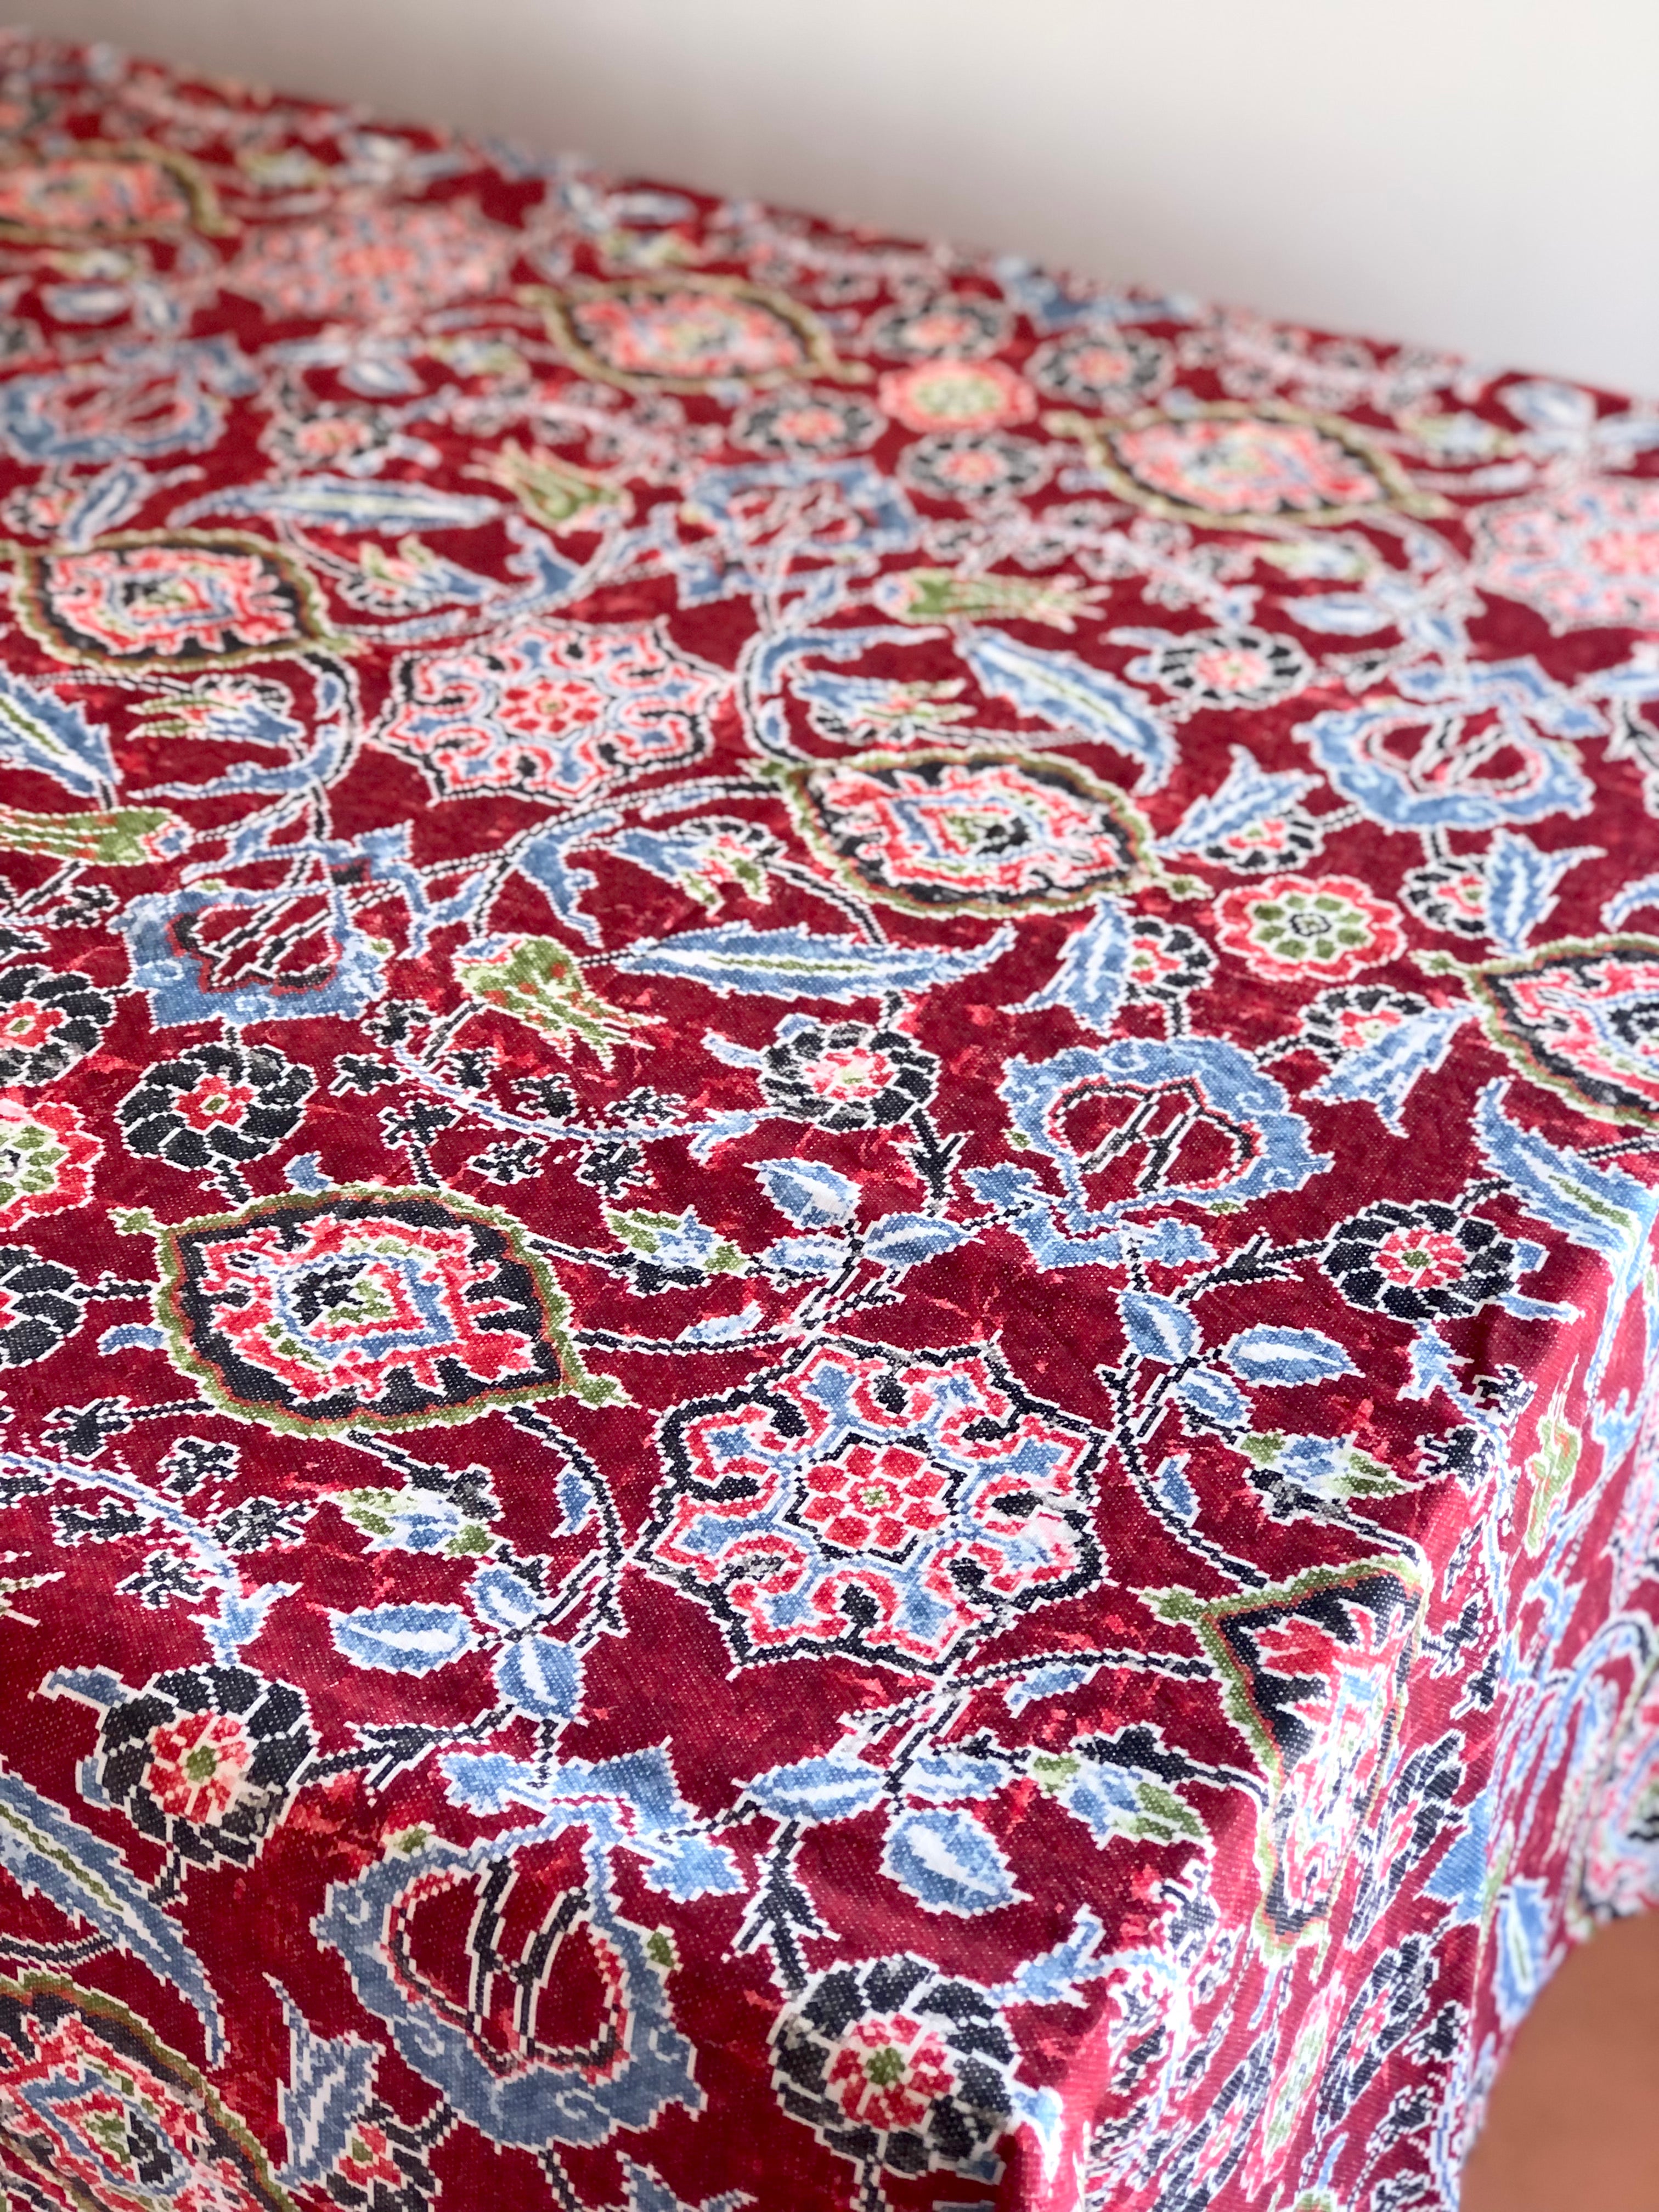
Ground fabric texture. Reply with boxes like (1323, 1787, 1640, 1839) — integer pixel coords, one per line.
(0, 33, 1656, 2212)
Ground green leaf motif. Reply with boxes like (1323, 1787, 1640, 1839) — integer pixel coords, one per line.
(454, 934, 647, 1067)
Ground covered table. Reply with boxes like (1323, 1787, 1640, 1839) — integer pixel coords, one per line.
(0, 33, 1656, 2212)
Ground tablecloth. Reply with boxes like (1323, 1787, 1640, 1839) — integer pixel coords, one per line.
(0, 32, 1656, 2212)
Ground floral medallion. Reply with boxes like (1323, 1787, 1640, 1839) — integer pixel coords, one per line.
(1057, 403, 1437, 526)
(645, 1336, 1105, 1671)
(898, 430, 1050, 503)
(12, 532, 340, 669)
(735, 390, 883, 456)
(759, 1017, 939, 1131)
(0, 140, 227, 241)
(781, 749, 1144, 915)
(1469, 936, 1659, 1124)
(155, 1187, 612, 1432)
(866, 295, 1010, 359)
(376, 620, 727, 804)
(876, 358, 1035, 434)
(528, 276, 859, 391)
(1215, 874, 1404, 981)
(117, 1040, 315, 1175)
(0, 1979, 290, 2212)
(1472, 478, 1659, 631)
(228, 201, 514, 322)
(1128, 626, 1314, 713)
(1322, 1199, 1517, 1322)
(0, 964, 113, 1087)
(1152, 1562, 1424, 1950)
(772, 1954, 1021, 2184)
(1028, 328, 1171, 410)
(0, 1092, 99, 1225)
(89, 1662, 313, 1869)
(1299, 985, 1433, 1062)
(0, 1242, 85, 1367)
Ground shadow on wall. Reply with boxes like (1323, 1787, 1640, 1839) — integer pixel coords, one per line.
(1463, 1909, 1659, 2211)
(13, 0, 1659, 395)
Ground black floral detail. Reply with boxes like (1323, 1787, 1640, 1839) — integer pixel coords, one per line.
(378, 1097, 458, 1152)
(900, 431, 1049, 503)
(0, 963, 113, 1087)
(772, 1954, 1018, 2181)
(41, 1395, 138, 1458)
(575, 1138, 647, 1198)
(326, 2100, 441, 2212)
(736, 390, 883, 456)
(211, 1495, 316, 1552)
(436, 1046, 495, 1092)
(118, 1041, 315, 1172)
(53, 1499, 146, 1544)
(472, 1136, 546, 1184)
(1322, 1200, 1517, 1323)
(1123, 918, 1215, 1003)
(331, 1054, 399, 1096)
(514, 1075, 573, 1121)
(760, 1019, 938, 1132)
(1136, 625, 1313, 712)
(867, 295, 1010, 359)
(95, 1663, 314, 1870)
(0, 1245, 84, 1367)
(116, 1554, 206, 1610)
(1300, 985, 1431, 1062)
(1029, 327, 1171, 408)
(362, 998, 431, 1049)
(1400, 858, 1488, 938)
(162, 1435, 240, 1496)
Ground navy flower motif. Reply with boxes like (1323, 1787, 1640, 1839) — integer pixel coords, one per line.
(1322, 1200, 1517, 1322)
(0, 963, 112, 1087)
(93, 1663, 314, 1869)
(117, 1040, 314, 1172)
(760, 1018, 938, 1132)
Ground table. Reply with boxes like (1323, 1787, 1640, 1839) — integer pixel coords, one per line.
(0, 33, 1656, 2212)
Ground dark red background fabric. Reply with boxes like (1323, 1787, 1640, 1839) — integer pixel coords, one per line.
(0, 34, 1656, 2212)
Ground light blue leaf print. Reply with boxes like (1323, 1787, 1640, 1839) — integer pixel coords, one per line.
(330, 1602, 477, 1675)
(679, 1302, 765, 1344)
(275, 1985, 377, 2189)
(495, 1636, 584, 1720)
(1120, 1291, 1199, 1365)
(0, 666, 117, 800)
(1483, 831, 1602, 955)
(760, 1234, 845, 1278)
(1153, 1454, 1201, 1519)
(904, 1753, 1009, 1804)
(862, 1212, 971, 1271)
(746, 1755, 887, 1825)
(1173, 1369, 1249, 1429)
(1004, 1660, 1102, 1714)
(1158, 747, 1318, 855)
(633, 1833, 745, 1901)
(1284, 592, 1397, 635)
(0, 1767, 223, 2057)
(470, 1564, 541, 1633)
(1014, 899, 1130, 1034)
(610, 922, 1015, 1002)
(1222, 1326, 1358, 1385)
(962, 629, 1173, 790)
(1308, 1003, 1470, 1134)
(620, 2159, 750, 2212)
(989, 1906, 1114, 2009)
(882, 1806, 1022, 1917)
(1604, 867, 1659, 929)
(753, 1156, 860, 1229)
(176, 473, 501, 533)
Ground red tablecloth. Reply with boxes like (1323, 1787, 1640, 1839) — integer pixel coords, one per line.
(0, 34, 1656, 2212)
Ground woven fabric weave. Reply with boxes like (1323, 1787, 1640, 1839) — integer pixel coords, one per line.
(0, 36, 1655, 2212)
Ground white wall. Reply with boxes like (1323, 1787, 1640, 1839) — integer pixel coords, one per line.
(12, 0, 1659, 397)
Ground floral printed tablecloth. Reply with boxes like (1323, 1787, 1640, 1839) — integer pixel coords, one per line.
(0, 34, 1656, 2212)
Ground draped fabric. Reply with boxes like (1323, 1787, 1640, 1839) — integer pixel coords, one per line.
(0, 35, 1656, 2212)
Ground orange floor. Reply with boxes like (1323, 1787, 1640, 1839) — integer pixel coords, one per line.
(1462, 1910, 1659, 2210)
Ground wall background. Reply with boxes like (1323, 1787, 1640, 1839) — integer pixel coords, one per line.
(9, 0, 1658, 397)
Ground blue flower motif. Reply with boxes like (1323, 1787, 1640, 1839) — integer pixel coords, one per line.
(998, 1035, 1329, 1248)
